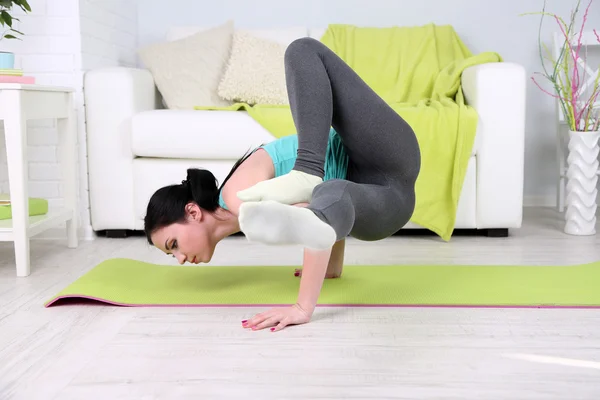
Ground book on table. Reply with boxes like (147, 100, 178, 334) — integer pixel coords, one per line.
(0, 68, 35, 84)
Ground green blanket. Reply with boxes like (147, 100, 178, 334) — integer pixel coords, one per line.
(195, 24, 502, 240)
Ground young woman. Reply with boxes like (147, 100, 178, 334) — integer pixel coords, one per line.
(144, 37, 421, 332)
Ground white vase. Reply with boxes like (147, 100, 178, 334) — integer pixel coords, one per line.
(564, 130, 600, 235)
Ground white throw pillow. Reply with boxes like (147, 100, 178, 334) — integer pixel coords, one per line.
(218, 31, 289, 105)
(138, 20, 234, 109)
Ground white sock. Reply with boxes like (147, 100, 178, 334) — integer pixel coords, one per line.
(238, 200, 337, 250)
(236, 170, 323, 204)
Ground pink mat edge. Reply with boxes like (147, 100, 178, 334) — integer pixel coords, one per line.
(44, 294, 600, 309)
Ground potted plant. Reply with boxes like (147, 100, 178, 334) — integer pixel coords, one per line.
(525, 0, 600, 236)
(0, 0, 31, 69)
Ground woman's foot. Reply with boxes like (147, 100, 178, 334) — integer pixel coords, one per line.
(238, 200, 336, 250)
(294, 268, 342, 279)
(236, 170, 323, 205)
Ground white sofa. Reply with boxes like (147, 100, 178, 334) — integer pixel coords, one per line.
(84, 26, 526, 238)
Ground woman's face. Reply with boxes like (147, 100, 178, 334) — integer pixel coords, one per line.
(150, 204, 216, 264)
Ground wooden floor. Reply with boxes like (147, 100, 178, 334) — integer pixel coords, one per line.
(1, 207, 600, 399)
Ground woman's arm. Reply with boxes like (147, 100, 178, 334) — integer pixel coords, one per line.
(296, 238, 345, 278)
(292, 202, 345, 278)
(237, 192, 344, 332)
(326, 238, 345, 278)
(243, 240, 345, 331)
(295, 239, 344, 314)
(295, 246, 333, 316)
(242, 244, 332, 332)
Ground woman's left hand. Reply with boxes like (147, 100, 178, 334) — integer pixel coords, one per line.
(242, 303, 312, 332)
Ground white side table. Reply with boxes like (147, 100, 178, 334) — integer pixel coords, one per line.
(0, 84, 78, 277)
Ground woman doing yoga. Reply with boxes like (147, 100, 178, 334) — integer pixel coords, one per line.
(144, 37, 421, 332)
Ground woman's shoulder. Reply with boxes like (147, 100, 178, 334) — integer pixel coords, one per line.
(219, 149, 275, 215)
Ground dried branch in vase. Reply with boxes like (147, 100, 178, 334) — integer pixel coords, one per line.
(522, 0, 600, 132)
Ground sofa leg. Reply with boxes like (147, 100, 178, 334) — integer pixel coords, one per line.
(484, 228, 508, 238)
(105, 229, 128, 238)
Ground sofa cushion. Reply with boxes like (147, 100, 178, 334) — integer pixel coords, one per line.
(218, 31, 288, 105)
(138, 20, 234, 110)
(132, 109, 479, 159)
(131, 110, 276, 159)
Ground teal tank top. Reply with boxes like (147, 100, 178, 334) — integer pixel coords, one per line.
(218, 128, 348, 209)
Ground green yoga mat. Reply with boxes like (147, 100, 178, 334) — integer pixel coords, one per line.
(45, 258, 600, 308)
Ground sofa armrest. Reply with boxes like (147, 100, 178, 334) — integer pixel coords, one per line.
(84, 67, 158, 231)
(461, 62, 526, 229)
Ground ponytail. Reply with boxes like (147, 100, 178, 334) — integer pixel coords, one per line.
(183, 168, 219, 211)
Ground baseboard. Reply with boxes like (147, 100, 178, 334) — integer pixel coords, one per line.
(523, 195, 556, 207)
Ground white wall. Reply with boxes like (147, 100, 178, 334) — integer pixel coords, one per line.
(79, 0, 137, 70)
(137, 0, 600, 206)
(0, 0, 137, 239)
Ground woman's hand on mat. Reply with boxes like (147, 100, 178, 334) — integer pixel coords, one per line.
(241, 303, 311, 332)
(241, 239, 331, 333)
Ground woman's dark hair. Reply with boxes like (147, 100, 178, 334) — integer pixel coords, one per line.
(144, 149, 255, 243)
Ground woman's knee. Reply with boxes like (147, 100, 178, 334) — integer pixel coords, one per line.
(311, 179, 349, 205)
(285, 37, 323, 62)
(309, 180, 355, 240)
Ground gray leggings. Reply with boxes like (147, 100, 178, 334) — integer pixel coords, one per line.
(285, 37, 421, 241)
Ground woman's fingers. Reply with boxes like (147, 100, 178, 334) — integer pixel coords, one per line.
(242, 311, 270, 329)
(242, 307, 307, 332)
(253, 316, 278, 330)
(271, 317, 292, 332)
